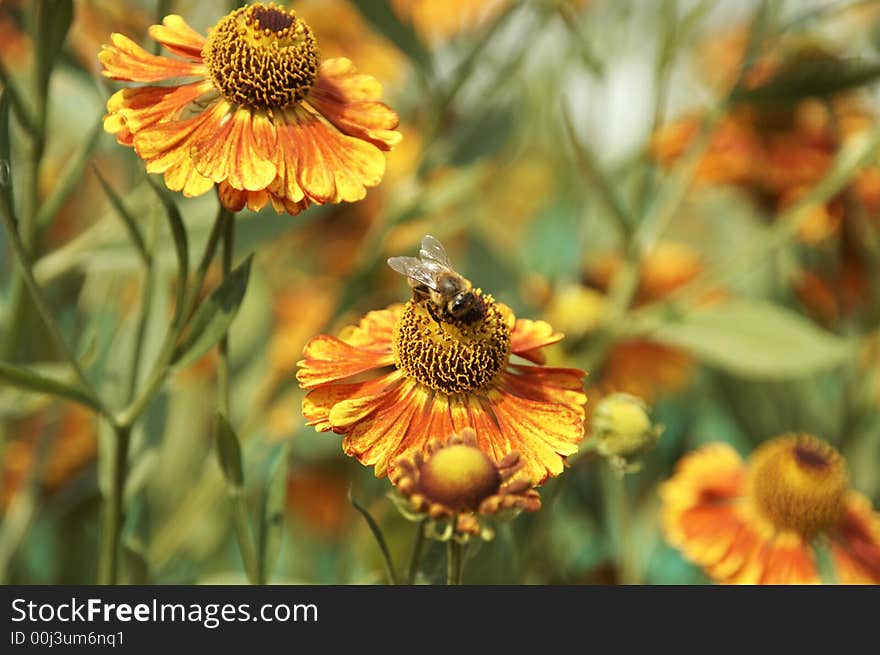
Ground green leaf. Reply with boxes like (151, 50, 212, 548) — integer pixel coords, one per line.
(145, 176, 189, 314)
(172, 254, 253, 369)
(733, 55, 880, 106)
(350, 0, 431, 72)
(0, 361, 101, 411)
(214, 412, 244, 487)
(35, 0, 74, 92)
(641, 298, 856, 379)
(257, 444, 289, 584)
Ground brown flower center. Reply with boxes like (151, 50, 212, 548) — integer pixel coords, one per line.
(748, 434, 848, 537)
(392, 293, 511, 394)
(202, 3, 319, 110)
(418, 444, 501, 511)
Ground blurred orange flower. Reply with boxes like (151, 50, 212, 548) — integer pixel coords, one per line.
(100, 3, 401, 215)
(3, 405, 97, 508)
(392, 0, 504, 44)
(661, 435, 880, 584)
(298, 298, 586, 484)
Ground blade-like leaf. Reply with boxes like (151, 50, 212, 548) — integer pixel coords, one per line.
(215, 412, 244, 487)
(172, 254, 253, 369)
(257, 444, 289, 584)
(35, 0, 74, 92)
(734, 55, 880, 106)
(640, 298, 856, 379)
(350, 0, 431, 72)
(0, 361, 101, 411)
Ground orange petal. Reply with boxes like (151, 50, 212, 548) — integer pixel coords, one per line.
(100, 32, 206, 82)
(218, 182, 247, 212)
(191, 109, 277, 191)
(486, 386, 585, 483)
(308, 58, 401, 151)
(105, 81, 214, 135)
(510, 319, 564, 363)
(135, 101, 227, 197)
(297, 335, 395, 388)
(147, 15, 206, 61)
(341, 378, 432, 477)
(503, 365, 587, 409)
(831, 492, 880, 584)
(337, 305, 402, 350)
(659, 443, 749, 572)
(302, 371, 403, 432)
(287, 106, 386, 204)
(758, 532, 818, 585)
(465, 394, 510, 463)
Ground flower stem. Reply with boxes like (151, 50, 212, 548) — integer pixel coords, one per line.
(406, 519, 427, 584)
(349, 489, 398, 585)
(215, 207, 258, 583)
(601, 464, 640, 585)
(218, 208, 234, 415)
(97, 423, 131, 585)
(116, 205, 227, 427)
(446, 540, 464, 585)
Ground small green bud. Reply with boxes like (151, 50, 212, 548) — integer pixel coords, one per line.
(591, 393, 663, 474)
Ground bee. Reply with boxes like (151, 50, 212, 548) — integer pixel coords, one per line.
(387, 235, 487, 325)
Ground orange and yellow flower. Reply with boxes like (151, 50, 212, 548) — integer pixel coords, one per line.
(661, 435, 880, 584)
(100, 3, 401, 215)
(297, 294, 587, 484)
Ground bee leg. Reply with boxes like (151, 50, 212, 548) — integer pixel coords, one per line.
(426, 302, 444, 327)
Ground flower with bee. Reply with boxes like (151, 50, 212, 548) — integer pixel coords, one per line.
(297, 235, 588, 484)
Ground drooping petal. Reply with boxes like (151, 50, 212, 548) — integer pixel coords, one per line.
(100, 32, 206, 81)
(147, 15, 206, 61)
(302, 371, 403, 432)
(341, 378, 433, 477)
(757, 532, 819, 585)
(308, 57, 402, 151)
(297, 335, 395, 388)
(660, 443, 748, 555)
(831, 492, 880, 584)
(191, 108, 277, 191)
(134, 100, 228, 197)
(486, 386, 585, 483)
(285, 106, 387, 204)
(510, 319, 564, 364)
(503, 364, 587, 408)
(105, 80, 214, 135)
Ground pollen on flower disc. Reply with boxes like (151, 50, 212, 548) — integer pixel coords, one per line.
(202, 3, 320, 109)
(418, 445, 501, 511)
(392, 293, 511, 394)
(749, 433, 848, 537)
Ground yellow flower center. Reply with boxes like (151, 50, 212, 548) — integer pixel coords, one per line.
(418, 444, 501, 511)
(392, 294, 511, 394)
(749, 434, 848, 537)
(202, 3, 319, 110)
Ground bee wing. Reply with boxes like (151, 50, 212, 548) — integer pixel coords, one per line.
(419, 234, 452, 268)
(387, 256, 440, 290)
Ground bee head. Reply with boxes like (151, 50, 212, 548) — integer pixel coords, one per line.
(447, 291, 484, 323)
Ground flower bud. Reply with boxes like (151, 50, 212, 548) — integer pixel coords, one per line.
(591, 393, 663, 473)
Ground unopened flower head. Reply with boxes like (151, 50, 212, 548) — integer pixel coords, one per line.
(389, 428, 541, 542)
(591, 393, 663, 474)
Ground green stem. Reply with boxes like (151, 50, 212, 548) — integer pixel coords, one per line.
(116, 205, 227, 427)
(601, 464, 639, 585)
(218, 208, 234, 415)
(215, 208, 257, 583)
(349, 490, 398, 585)
(446, 539, 464, 585)
(406, 520, 427, 584)
(230, 485, 259, 584)
(97, 424, 131, 584)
